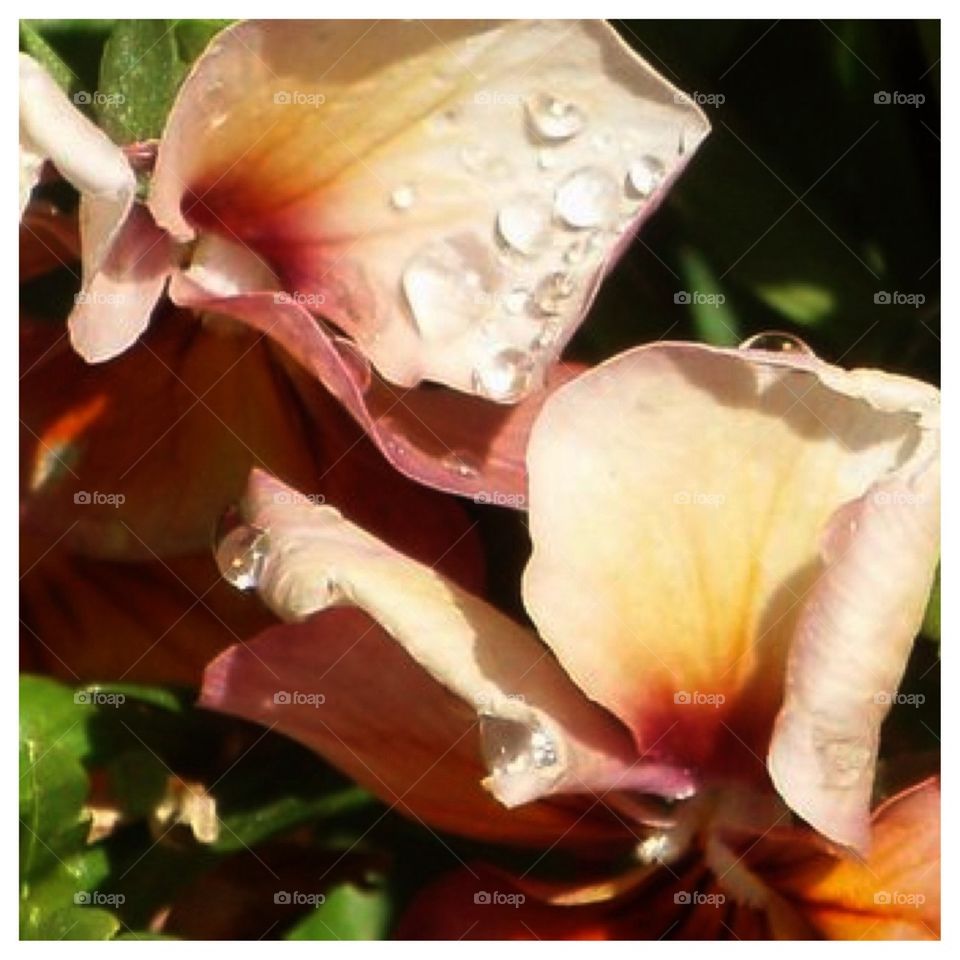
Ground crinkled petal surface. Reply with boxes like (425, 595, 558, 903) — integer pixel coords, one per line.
(522, 342, 939, 849)
(150, 19, 708, 397)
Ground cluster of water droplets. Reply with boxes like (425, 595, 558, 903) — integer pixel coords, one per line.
(395, 90, 677, 402)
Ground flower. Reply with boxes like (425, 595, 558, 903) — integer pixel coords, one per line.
(200, 339, 939, 937)
(33, 20, 709, 498)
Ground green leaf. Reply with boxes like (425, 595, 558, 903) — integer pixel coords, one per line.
(19, 21, 76, 92)
(96, 20, 187, 142)
(174, 19, 232, 63)
(19, 676, 121, 940)
(754, 281, 836, 327)
(678, 247, 742, 346)
(285, 879, 392, 941)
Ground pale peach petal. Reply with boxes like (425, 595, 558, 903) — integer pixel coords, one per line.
(768, 373, 939, 851)
(522, 342, 939, 838)
(66, 206, 173, 363)
(150, 20, 708, 398)
(19, 54, 135, 274)
(220, 470, 693, 808)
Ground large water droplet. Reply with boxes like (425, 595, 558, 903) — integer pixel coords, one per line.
(479, 714, 559, 780)
(215, 524, 269, 591)
(473, 348, 535, 402)
(555, 167, 619, 228)
(390, 184, 416, 211)
(496, 197, 552, 257)
(533, 271, 576, 315)
(524, 93, 585, 141)
(626, 156, 666, 199)
(403, 236, 496, 340)
(739, 331, 813, 354)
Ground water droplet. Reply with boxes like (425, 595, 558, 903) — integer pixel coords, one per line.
(402, 236, 496, 340)
(817, 736, 872, 788)
(440, 451, 480, 479)
(555, 167, 619, 228)
(504, 287, 530, 315)
(562, 231, 603, 266)
(473, 348, 535, 402)
(479, 714, 559, 780)
(390, 184, 416, 210)
(533, 271, 576, 315)
(215, 524, 269, 591)
(739, 331, 813, 354)
(531, 320, 562, 352)
(626, 156, 666, 199)
(459, 143, 510, 179)
(524, 93, 585, 141)
(637, 830, 684, 865)
(496, 197, 552, 257)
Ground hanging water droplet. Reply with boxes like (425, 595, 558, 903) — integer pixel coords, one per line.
(390, 184, 416, 211)
(626, 155, 666, 199)
(473, 348, 535, 402)
(215, 524, 269, 591)
(533, 271, 576, 315)
(402, 236, 496, 340)
(555, 167, 619, 228)
(739, 331, 813, 354)
(496, 197, 552, 257)
(816, 736, 872, 789)
(479, 714, 559, 780)
(524, 93, 585, 141)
